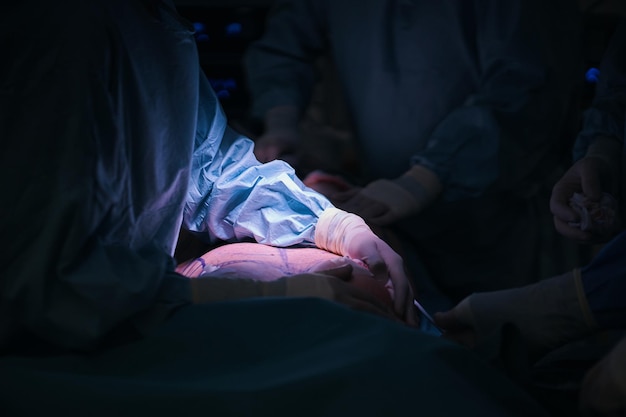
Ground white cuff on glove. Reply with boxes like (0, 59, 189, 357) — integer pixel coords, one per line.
(357, 165, 443, 224)
(314, 207, 371, 256)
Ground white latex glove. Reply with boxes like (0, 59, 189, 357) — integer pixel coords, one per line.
(434, 270, 598, 359)
(314, 207, 417, 326)
(331, 165, 442, 226)
(190, 263, 398, 321)
(579, 336, 626, 417)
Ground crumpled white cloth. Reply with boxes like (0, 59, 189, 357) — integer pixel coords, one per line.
(568, 192, 620, 236)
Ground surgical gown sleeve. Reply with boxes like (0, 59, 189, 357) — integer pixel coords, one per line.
(183, 73, 332, 247)
(412, 0, 580, 200)
(573, 18, 626, 160)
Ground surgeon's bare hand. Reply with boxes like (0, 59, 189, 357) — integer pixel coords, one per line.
(273, 263, 400, 321)
(550, 156, 613, 243)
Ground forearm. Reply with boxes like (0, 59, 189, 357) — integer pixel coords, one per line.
(184, 75, 331, 247)
(185, 132, 332, 246)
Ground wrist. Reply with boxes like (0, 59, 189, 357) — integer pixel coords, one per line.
(314, 207, 371, 255)
(393, 165, 442, 208)
(586, 136, 622, 178)
(573, 268, 597, 329)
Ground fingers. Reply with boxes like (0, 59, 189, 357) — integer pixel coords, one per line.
(580, 173, 604, 202)
(384, 255, 411, 318)
(322, 260, 412, 324)
(405, 299, 419, 327)
(550, 158, 606, 226)
(315, 263, 354, 281)
(363, 242, 414, 322)
(433, 298, 473, 331)
(553, 215, 595, 242)
(332, 280, 400, 322)
(433, 310, 465, 331)
(434, 301, 477, 347)
(310, 258, 355, 273)
(550, 177, 599, 242)
(550, 182, 581, 224)
(441, 328, 477, 348)
(580, 159, 604, 201)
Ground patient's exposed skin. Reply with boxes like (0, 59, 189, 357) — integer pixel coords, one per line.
(176, 242, 394, 306)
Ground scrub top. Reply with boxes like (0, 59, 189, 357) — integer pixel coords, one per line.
(245, 0, 581, 201)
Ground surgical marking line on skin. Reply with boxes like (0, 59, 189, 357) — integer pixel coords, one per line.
(210, 259, 281, 268)
(277, 248, 293, 274)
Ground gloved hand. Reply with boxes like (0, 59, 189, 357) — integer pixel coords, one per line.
(254, 105, 300, 163)
(189, 262, 399, 321)
(579, 336, 626, 417)
(311, 257, 395, 309)
(331, 165, 442, 226)
(550, 136, 622, 243)
(434, 270, 598, 359)
(314, 207, 418, 326)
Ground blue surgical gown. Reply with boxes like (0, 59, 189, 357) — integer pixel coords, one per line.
(0, 0, 330, 351)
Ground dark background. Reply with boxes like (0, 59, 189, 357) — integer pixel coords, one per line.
(172, 0, 623, 134)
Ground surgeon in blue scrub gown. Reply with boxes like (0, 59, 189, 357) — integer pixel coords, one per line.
(0, 1, 552, 415)
(245, 0, 583, 301)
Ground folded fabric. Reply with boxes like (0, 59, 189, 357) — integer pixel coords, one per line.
(568, 192, 620, 236)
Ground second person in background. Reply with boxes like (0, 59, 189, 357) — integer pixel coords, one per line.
(245, 0, 584, 301)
